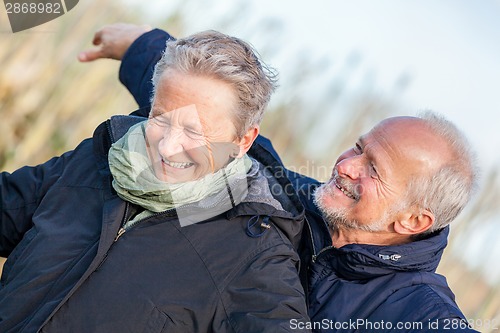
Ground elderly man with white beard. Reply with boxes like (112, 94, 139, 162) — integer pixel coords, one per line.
(314, 115, 472, 246)
(79, 23, 481, 333)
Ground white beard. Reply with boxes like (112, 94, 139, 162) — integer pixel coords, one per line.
(313, 183, 387, 233)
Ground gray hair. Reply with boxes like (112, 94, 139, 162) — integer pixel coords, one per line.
(407, 111, 479, 236)
(151, 30, 278, 138)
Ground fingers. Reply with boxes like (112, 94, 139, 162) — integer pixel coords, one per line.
(92, 30, 102, 46)
(77, 49, 103, 62)
(78, 23, 153, 62)
(78, 30, 105, 62)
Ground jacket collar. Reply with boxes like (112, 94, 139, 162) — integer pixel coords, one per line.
(92, 115, 146, 176)
(307, 196, 449, 280)
(323, 228, 448, 279)
(93, 114, 306, 250)
(108, 114, 145, 141)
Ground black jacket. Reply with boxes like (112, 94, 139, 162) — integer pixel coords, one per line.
(118, 29, 479, 333)
(0, 115, 310, 332)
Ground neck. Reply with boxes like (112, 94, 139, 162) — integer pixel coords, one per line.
(330, 227, 412, 248)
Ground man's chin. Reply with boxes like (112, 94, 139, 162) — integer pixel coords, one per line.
(153, 170, 188, 184)
(314, 185, 387, 233)
(314, 184, 343, 213)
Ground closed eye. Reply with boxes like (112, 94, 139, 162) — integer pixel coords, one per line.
(185, 128, 204, 138)
(354, 143, 363, 154)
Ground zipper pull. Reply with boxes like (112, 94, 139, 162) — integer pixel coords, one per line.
(114, 228, 126, 242)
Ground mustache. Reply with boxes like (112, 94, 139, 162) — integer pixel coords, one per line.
(332, 170, 363, 200)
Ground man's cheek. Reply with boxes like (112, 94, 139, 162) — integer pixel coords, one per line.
(207, 142, 240, 171)
(185, 142, 239, 177)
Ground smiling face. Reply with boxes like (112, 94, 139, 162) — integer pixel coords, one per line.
(145, 69, 242, 183)
(315, 117, 449, 235)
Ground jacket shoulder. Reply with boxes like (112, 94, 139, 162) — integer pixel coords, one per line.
(370, 278, 467, 324)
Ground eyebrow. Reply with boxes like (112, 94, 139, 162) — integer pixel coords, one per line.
(150, 107, 166, 117)
(358, 135, 367, 147)
(358, 135, 376, 163)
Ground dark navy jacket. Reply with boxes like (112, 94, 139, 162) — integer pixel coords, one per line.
(0, 117, 310, 331)
(119, 29, 479, 333)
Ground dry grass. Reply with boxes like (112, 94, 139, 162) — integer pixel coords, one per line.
(0, 1, 140, 171)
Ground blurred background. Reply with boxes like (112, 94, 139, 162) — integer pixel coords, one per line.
(1, 0, 499, 330)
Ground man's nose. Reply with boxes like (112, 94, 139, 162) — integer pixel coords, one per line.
(158, 128, 186, 157)
(336, 155, 367, 179)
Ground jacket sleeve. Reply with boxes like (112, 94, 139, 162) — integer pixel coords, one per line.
(0, 154, 68, 257)
(221, 243, 311, 333)
(119, 28, 174, 112)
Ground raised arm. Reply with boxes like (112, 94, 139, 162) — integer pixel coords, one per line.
(118, 29, 173, 109)
(78, 23, 153, 62)
(78, 23, 173, 110)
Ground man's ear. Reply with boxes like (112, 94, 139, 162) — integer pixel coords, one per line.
(393, 209, 434, 235)
(236, 126, 259, 158)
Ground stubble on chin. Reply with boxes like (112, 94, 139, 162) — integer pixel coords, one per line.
(313, 183, 386, 233)
(313, 184, 348, 231)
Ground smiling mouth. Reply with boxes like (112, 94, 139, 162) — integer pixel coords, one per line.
(162, 158, 194, 169)
(333, 177, 358, 200)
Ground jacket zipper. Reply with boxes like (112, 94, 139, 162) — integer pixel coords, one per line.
(304, 214, 335, 263)
(308, 210, 335, 263)
(304, 216, 317, 259)
(114, 206, 176, 242)
(113, 202, 130, 242)
(105, 119, 115, 143)
(312, 245, 334, 263)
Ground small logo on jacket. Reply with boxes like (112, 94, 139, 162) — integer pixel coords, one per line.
(3, 0, 79, 33)
(378, 253, 402, 262)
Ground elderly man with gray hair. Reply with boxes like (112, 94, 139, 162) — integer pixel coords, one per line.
(79, 24, 481, 332)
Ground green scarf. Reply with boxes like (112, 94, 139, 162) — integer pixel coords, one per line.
(108, 121, 253, 226)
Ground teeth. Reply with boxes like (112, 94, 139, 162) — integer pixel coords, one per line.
(163, 159, 194, 169)
(334, 178, 357, 200)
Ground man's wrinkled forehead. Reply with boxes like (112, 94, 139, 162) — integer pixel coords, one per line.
(151, 104, 205, 131)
